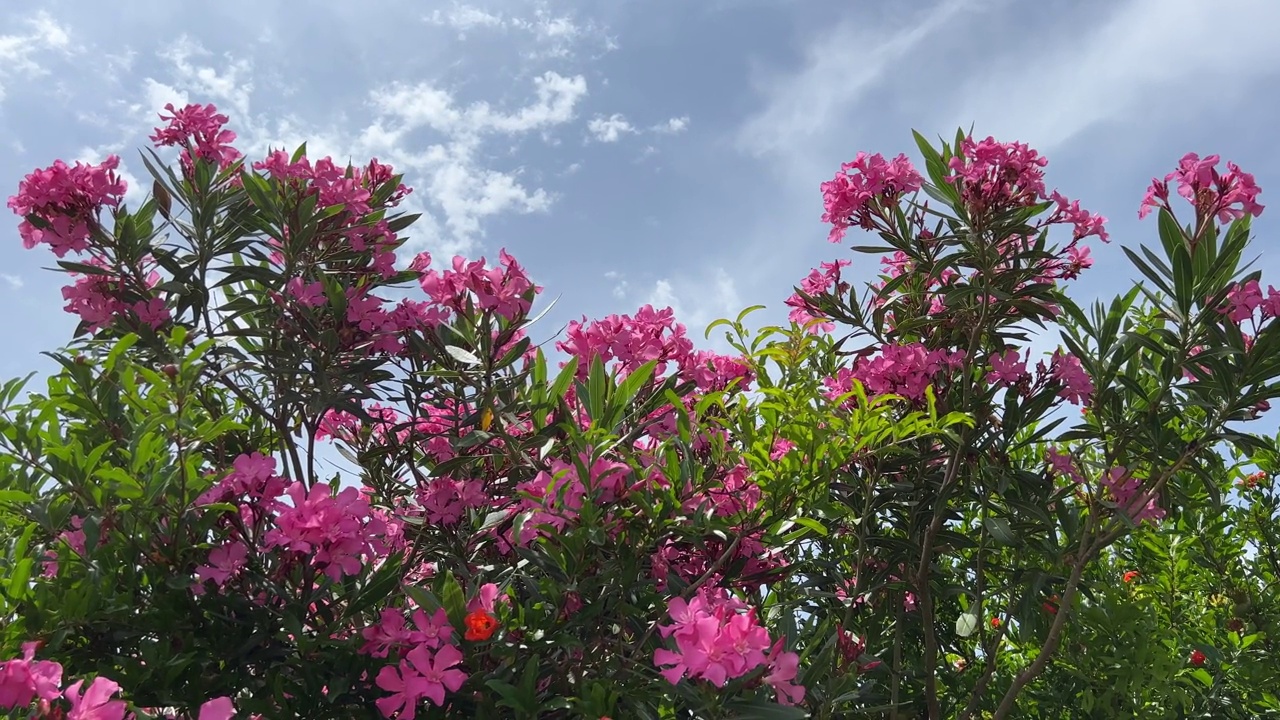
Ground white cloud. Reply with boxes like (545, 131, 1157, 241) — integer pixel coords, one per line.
(946, 0, 1280, 153)
(140, 79, 190, 117)
(652, 116, 690, 134)
(371, 71, 587, 137)
(118, 37, 589, 257)
(363, 72, 588, 252)
(644, 269, 742, 340)
(1, 274, 24, 290)
(154, 36, 254, 118)
(587, 113, 635, 142)
(0, 11, 72, 101)
(75, 144, 146, 209)
(604, 270, 629, 299)
(588, 113, 691, 145)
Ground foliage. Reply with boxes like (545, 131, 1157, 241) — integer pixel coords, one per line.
(1, 105, 1278, 719)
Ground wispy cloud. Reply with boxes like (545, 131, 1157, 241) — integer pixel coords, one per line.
(0, 274, 23, 290)
(424, 4, 504, 34)
(0, 11, 71, 102)
(945, 0, 1280, 153)
(424, 2, 617, 58)
(737, 0, 977, 162)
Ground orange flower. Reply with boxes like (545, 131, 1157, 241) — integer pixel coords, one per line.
(990, 617, 1001, 628)
(464, 609, 499, 641)
(1123, 570, 1140, 583)
(1239, 471, 1266, 489)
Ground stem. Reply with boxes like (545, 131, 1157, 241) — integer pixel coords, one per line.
(171, 379, 189, 566)
(889, 597, 904, 720)
(915, 255, 993, 718)
(990, 547, 1090, 720)
(630, 533, 743, 658)
(990, 449, 1197, 718)
(215, 375, 306, 484)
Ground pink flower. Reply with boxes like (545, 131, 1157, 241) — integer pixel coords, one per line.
(681, 349, 755, 393)
(653, 591, 776, 688)
(945, 136, 1048, 217)
(1046, 447, 1083, 484)
(418, 477, 486, 526)
(1223, 280, 1263, 324)
(1140, 153, 1264, 223)
(467, 583, 504, 614)
(409, 608, 455, 650)
(685, 464, 760, 518)
(361, 609, 416, 658)
(654, 616, 721, 685)
(8, 156, 127, 257)
(375, 645, 468, 718)
(987, 349, 1029, 387)
(1049, 351, 1093, 406)
(64, 676, 127, 720)
(1049, 191, 1109, 243)
(825, 343, 964, 404)
(285, 277, 326, 307)
(57, 256, 170, 333)
(822, 153, 923, 243)
(1262, 286, 1280, 319)
(263, 481, 390, 580)
(194, 542, 247, 589)
(720, 612, 771, 676)
(150, 103, 242, 172)
(0, 642, 63, 709)
(557, 305, 695, 381)
(198, 696, 236, 720)
(195, 452, 287, 507)
(131, 297, 171, 329)
(769, 439, 796, 461)
(764, 639, 805, 706)
(417, 251, 540, 322)
(1101, 466, 1166, 524)
(785, 259, 851, 333)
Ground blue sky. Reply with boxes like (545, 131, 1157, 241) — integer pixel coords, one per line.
(4, 0, 1280, 379)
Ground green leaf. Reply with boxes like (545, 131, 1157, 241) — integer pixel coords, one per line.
(439, 571, 467, 629)
(724, 699, 811, 720)
(613, 360, 658, 416)
(105, 334, 140, 373)
(0, 490, 34, 504)
(548, 357, 578, 401)
(790, 517, 829, 538)
(6, 557, 32, 599)
(984, 517, 1019, 546)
